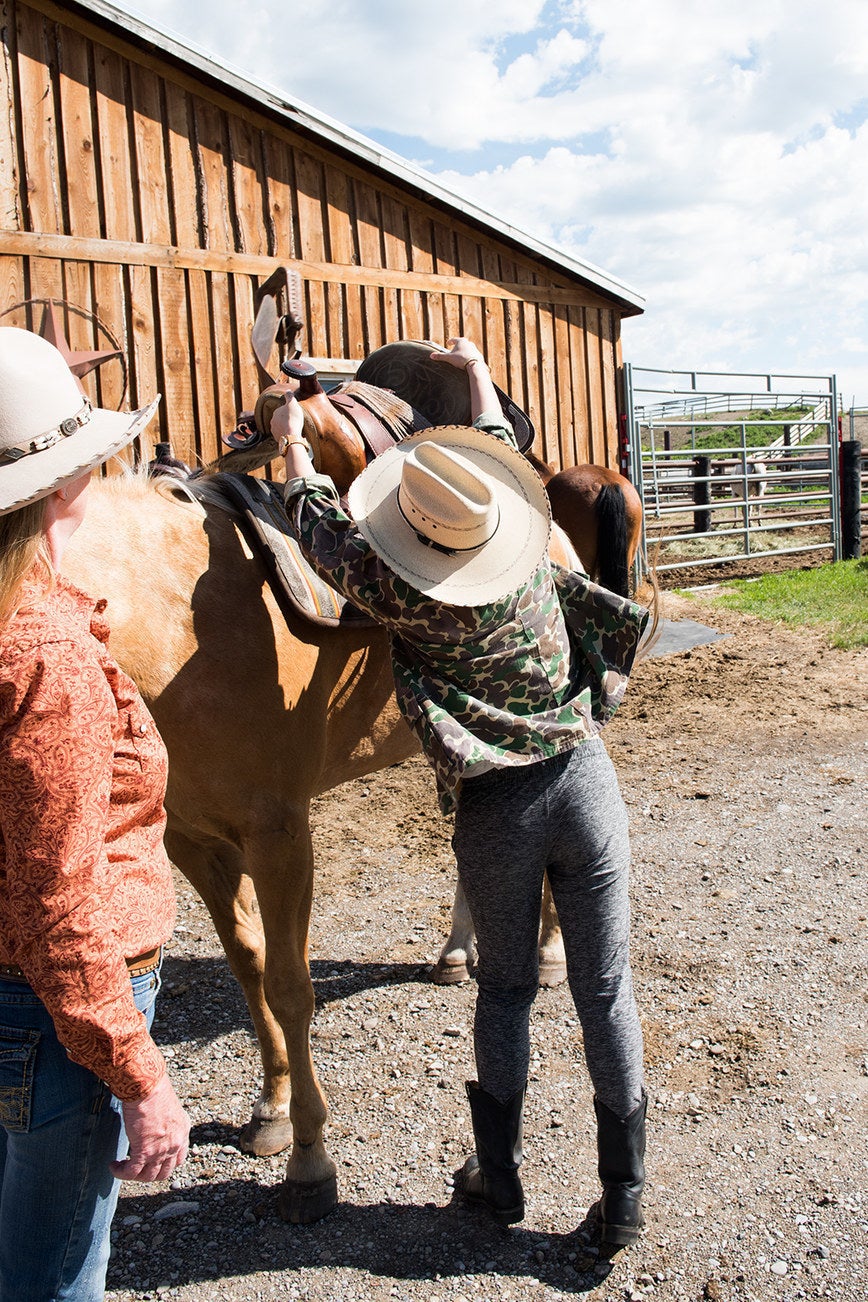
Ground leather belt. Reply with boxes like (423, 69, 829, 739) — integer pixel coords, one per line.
(0, 946, 162, 983)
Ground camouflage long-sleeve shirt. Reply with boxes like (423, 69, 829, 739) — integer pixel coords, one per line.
(284, 414, 648, 814)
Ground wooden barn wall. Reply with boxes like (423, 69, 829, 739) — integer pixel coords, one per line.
(0, 0, 627, 474)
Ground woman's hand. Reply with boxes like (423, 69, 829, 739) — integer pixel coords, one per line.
(270, 393, 315, 475)
(112, 1074, 190, 1183)
(269, 391, 306, 446)
(430, 336, 488, 372)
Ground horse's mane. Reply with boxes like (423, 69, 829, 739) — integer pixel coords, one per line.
(95, 464, 209, 518)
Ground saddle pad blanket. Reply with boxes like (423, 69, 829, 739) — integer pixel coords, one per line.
(207, 472, 376, 629)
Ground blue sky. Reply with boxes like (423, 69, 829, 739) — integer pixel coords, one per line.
(118, 0, 868, 406)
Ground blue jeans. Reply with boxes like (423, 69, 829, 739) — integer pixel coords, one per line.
(0, 966, 160, 1302)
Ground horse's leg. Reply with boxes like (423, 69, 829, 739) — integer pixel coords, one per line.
(538, 875, 567, 987)
(434, 876, 565, 987)
(431, 879, 477, 984)
(164, 827, 294, 1157)
(243, 821, 337, 1224)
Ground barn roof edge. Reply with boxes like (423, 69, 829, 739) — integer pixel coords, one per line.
(63, 0, 646, 315)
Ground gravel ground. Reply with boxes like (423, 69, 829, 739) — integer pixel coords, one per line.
(105, 590, 867, 1302)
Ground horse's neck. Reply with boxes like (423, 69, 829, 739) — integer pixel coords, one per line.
(65, 482, 204, 700)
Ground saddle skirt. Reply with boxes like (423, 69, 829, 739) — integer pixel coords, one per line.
(204, 472, 376, 629)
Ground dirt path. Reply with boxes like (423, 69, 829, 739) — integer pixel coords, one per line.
(106, 591, 867, 1302)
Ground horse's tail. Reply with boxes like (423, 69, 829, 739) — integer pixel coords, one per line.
(594, 483, 630, 597)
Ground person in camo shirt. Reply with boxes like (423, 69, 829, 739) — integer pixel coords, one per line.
(271, 336, 649, 1252)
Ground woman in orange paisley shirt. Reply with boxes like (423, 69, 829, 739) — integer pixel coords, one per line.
(0, 328, 189, 1302)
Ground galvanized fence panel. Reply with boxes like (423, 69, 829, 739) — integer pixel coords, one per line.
(623, 364, 841, 580)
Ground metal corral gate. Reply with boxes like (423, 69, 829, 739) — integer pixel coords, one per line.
(623, 363, 841, 579)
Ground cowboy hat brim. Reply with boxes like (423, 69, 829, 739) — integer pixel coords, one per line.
(0, 398, 160, 516)
(347, 426, 551, 607)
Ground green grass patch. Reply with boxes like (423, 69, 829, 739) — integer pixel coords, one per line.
(701, 559, 868, 648)
(641, 406, 815, 453)
(693, 407, 814, 451)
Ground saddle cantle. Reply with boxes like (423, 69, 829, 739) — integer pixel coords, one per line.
(356, 340, 537, 454)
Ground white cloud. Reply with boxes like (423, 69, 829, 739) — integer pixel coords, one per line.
(114, 0, 868, 401)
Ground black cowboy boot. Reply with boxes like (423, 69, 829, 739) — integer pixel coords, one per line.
(593, 1092, 647, 1249)
(459, 1081, 526, 1226)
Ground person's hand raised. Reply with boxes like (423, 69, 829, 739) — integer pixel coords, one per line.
(430, 337, 488, 371)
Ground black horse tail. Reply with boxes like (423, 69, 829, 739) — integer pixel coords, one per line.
(594, 483, 630, 597)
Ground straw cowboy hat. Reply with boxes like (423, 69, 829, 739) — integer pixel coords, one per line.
(356, 340, 536, 453)
(347, 425, 551, 606)
(0, 327, 159, 516)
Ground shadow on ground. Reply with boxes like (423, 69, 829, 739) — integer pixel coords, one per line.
(157, 954, 434, 1045)
(109, 1177, 616, 1296)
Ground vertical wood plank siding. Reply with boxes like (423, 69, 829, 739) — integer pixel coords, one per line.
(0, 0, 631, 472)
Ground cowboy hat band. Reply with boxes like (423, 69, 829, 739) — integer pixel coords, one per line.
(347, 426, 551, 607)
(0, 327, 160, 516)
(0, 394, 94, 465)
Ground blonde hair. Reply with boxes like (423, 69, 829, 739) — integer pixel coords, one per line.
(0, 497, 53, 625)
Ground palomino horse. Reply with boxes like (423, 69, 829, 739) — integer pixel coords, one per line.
(228, 363, 643, 989)
(65, 367, 643, 1225)
(66, 474, 415, 1224)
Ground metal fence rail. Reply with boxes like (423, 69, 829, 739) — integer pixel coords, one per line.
(624, 363, 841, 579)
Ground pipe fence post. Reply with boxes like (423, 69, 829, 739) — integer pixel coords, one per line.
(693, 455, 711, 533)
(840, 440, 863, 559)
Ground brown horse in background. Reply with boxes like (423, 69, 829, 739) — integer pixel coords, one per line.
(526, 452, 643, 597)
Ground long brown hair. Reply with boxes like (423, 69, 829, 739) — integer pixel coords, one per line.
(0, 497, 53, 626)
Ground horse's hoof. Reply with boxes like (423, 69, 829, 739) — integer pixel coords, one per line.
(239, 1115, 295, 1157)
(278, 1173, 338, 1224)
(431, 956, 471, 985)
(539, 959, 567, 988)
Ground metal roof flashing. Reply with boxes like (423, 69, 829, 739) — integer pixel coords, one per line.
(68, 0, 646, 316)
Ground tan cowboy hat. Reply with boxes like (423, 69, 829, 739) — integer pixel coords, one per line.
(0, 327, 160, 516)
(347, 425, 551, 606)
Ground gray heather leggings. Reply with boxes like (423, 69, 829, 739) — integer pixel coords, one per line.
(452, 738, 644, 1120)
